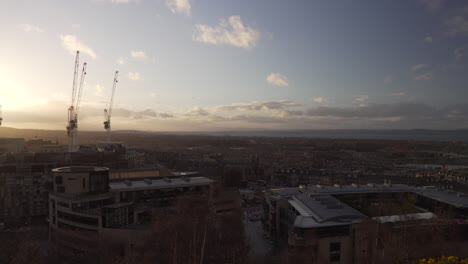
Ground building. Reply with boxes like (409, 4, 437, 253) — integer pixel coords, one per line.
(0, 138, 25, 153)
(263, 183, 468, 263)
(48, 166, 214, 260)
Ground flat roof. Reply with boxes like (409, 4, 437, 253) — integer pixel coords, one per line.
(302, 184, 414, 195)
(290, 194, 367, 228)
(52, 166, 109, 173)
(109, 177, 214, 191)
(415, 188, 468, 208)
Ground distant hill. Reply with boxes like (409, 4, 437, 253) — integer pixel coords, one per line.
(2, 127, 468, 145)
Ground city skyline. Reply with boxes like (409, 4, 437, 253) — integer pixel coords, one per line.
(1, 0, 468, 131)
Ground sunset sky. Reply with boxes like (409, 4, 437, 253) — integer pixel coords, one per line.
(1, 0, 468, 131)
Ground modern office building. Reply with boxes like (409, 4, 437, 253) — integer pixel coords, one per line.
(48, 166, 214, 260)
(263, 183, 468, 263)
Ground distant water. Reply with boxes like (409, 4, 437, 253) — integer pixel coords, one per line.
(170, 130, 468, 142)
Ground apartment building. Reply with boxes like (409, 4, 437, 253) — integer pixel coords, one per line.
(263, 183, 468, 263)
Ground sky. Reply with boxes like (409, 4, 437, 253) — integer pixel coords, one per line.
(1, 0, 468, 131)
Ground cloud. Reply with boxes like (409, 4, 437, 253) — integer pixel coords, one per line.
(391, 92, 406, 96)
(166, 0, 191, 16)
(17, 24, 43, 33)
(444, 16, 468, 37)
(149, 92, 156, 98)
(312, 97, 329, 104)
(454, 45, 468, 61)
(266, 73, 289, 87)
(305, 102, 436, 119)
(414, 72, 434, 81)
(110, 0, 131, 3)
(353, 95, 369, 103)
(159, 112, 174, 118)
(130, 50, 148, 60)
(423, 36, 433, 43)
(216, 100, 302, 112)
(93, 85, 104, 97)
(60, 35, 96, 59)
(186, 106, 210, 116)
(411, 64, 430, 72)
(116, 57, 126, 65)
(410, 64, 433, 81)
(128, 72, 141, 81)
(194, 16, 261, 49)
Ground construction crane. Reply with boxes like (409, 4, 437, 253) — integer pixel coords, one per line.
(104, 71, 118, 142)
(66, 51, 87, 152)
(0, 105, 3, 126)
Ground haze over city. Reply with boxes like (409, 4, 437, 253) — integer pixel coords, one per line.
(1, 0, 468, 131)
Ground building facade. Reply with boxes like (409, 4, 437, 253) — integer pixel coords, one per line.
(264, 184, 468, 263)
(48, 166, 214, 260)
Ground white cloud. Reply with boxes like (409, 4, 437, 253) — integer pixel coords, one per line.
(128, 72, 141, 81)
(186, 106, 210, 116)
(60, 35, 97, 59)
(414, 72, 434, 81)
(391, 92, 406, 96)
(194, 16, 261, 49)
(216, 100, 302, 112)
(149, 92, 156, 98)
(423, 36, 433, 43)
(445, 16, 468, 37)
(110, 0, 132, 3)
(266, 73, 288, 87)
(17, 24, 43, 33)
(353, 95, 369, 103)
(312, 97, 329, 104)
(411, 64, 430, 72)
(116, 57, 126, 65)
(93, 84, 104, 97)
(130, 50, 148, 60)
(410, 64, 433, 81)
(166, 0, 191, 16)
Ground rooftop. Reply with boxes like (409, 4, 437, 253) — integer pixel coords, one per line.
(415, 187, 468, 209)
(109, 177, 214, 191)
(52, 166, 109, 173)
(290, 194, 367, 228)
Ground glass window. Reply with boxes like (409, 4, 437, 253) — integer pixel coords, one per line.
(330, 242, 341, 262)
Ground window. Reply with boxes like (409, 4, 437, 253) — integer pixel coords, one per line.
(330, 242, 341, 262)
(82, 178, 86, 189)
(55, 175, 62, 184)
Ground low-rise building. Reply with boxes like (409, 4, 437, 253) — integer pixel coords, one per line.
(264, 184, 468, 263)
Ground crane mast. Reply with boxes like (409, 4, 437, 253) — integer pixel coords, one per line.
(67, 51, 87, 152)
(104, 71, 118, 142)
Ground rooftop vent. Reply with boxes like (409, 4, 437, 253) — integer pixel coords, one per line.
(124, 180, 132, 186)
(333, 184, 341, 188)
(144, 179, 152, 185)
(367, 183, 375, 187)
(316, 185, 323, 189)
(351, 183, 359, 188)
